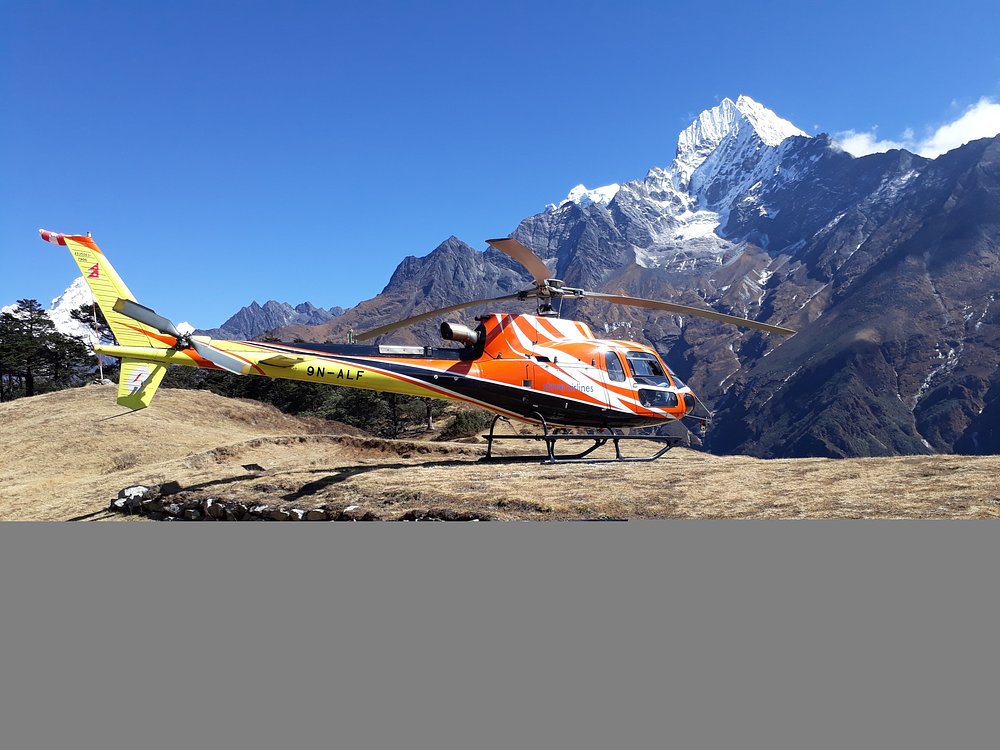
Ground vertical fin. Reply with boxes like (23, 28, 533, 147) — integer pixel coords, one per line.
(39, 230, 172, 349)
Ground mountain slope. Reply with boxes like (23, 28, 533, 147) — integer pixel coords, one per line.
(712, 136, 1000, 456)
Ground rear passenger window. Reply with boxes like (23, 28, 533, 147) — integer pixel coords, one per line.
(605, 352, 626, 382)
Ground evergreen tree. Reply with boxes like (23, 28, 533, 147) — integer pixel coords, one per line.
(69, 303, 116, 381)
(69, 303, 113, 344)
(0, 299, 92, 399)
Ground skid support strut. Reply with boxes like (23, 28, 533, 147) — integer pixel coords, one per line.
(481, 413, 681, 464)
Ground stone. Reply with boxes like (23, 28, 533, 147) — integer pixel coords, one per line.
(111, 485, 153, 512)
(141, 497, 166, 513)
(268, 509, 291, 521)
(224, 503, 248, 521)
(304, 509, 329, 521)
(397, 508, 491, 522)
(118, 485, 152, 501)
(203, 499, 226, 519)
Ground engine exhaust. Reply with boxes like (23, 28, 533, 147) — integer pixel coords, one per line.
(440, 322, 480, 347)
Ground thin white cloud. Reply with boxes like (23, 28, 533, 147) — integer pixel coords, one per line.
(835, 129, 908, 156)
(835, 97, 1000, 158)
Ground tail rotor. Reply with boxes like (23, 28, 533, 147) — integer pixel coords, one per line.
(112, 299, 250, 375)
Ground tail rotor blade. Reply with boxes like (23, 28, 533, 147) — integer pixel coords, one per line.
(486, 238, 552, 286)
(113, 299, 183, 338)
(190, 338, 252, 375)
(582, 292, 796, 336)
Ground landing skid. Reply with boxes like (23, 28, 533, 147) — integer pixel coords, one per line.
(481, 414, 683, 464)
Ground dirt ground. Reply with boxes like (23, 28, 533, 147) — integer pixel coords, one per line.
(2, 385, 1000, 520)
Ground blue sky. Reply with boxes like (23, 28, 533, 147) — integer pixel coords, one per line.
(3, 0, 999, 326)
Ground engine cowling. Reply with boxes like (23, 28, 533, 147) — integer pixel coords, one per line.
(440, 322, 480, 347)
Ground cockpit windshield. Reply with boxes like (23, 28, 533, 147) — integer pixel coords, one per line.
(667, 367, 687, 389)
(625, 351, 671, 386)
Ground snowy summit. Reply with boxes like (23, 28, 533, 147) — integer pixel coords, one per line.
(48, 276, 101, 346)
(545, 95, 810, 269)
(3, 275, 104, 347)
(673, 95, 807, 190)
(550, 183, 622, 210)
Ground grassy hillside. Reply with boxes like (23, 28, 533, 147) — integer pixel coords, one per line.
(0, 386, 333, 520)
(2, 385, 999, 520)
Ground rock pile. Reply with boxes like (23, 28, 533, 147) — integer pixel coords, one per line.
(110, 485, 489, 521)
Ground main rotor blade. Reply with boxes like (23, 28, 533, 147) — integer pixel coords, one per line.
(354, 294, 526, 342)
(190, 338, 251, 375)
(582, 292, 796, 336)
(113, 298, 182, 338)
(486, 238, 552, 286)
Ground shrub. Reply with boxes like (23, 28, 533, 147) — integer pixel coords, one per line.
(441, 409, 493, 439)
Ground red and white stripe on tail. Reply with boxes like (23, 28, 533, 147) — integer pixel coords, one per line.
(39, 229, 68, 246)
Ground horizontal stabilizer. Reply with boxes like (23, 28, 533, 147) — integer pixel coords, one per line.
(118, 358, 168, 411)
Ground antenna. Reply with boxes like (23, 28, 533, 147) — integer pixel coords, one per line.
(92, 300, 104, 382)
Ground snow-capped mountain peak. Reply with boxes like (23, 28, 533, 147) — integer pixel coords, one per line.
(676, 97, 743, 170)
(674, 95, 808, 191)
(48, 276, 100, 346)
(532, 95, 815, 272)
(548, 182, 621, 211)
(3, 276, 103, 347)
(543, 96, 807, 223)
(733, 95, 807, 146)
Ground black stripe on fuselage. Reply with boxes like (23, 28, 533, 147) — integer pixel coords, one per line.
(248, 340, 667, 428)
(246, 340, 471, 360)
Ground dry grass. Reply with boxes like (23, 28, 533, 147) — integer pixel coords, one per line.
(2, 385, 1000, 520)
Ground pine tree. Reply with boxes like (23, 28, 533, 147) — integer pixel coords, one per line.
(69, 302, 115, 381)
(69, 303, 113, 344)
(0, 299, 92, 399)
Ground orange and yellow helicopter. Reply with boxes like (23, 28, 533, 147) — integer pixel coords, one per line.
(41, 230, 793, 462)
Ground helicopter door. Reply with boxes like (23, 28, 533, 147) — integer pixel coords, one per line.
(601, 350, 633, 410)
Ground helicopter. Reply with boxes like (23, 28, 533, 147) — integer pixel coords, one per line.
(40, 229, 794, 462)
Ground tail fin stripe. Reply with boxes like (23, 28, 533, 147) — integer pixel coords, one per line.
(39, 229, 67, 246)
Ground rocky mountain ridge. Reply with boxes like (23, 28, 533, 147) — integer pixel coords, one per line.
(197, 299, 345, 340)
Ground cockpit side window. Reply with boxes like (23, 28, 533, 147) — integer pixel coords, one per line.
(605, 352, 626, 382)
(625, 351, 671, 386)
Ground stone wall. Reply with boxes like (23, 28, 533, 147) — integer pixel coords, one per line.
(110, 485, 489, 521)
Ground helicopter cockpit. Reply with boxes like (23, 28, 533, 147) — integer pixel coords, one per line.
(618, 349, 694, 411)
